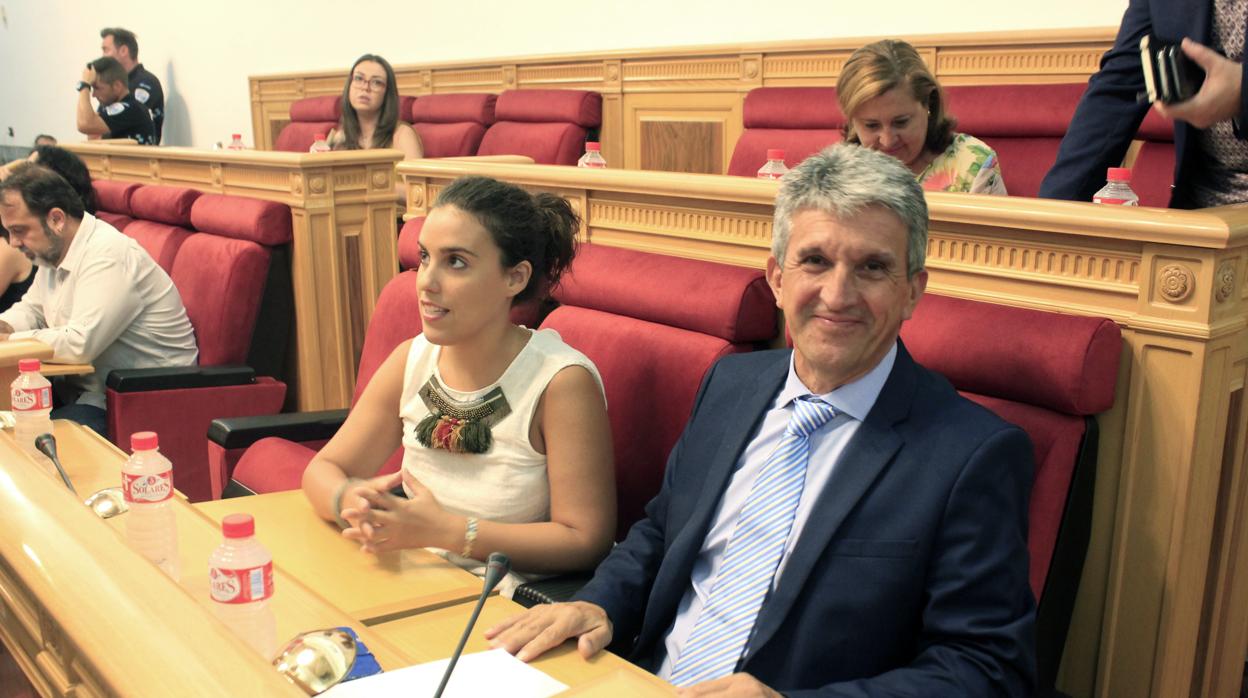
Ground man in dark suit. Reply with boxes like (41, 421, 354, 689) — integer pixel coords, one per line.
(488, 144, 1036, 696)
(1039, 0, 1248, 207)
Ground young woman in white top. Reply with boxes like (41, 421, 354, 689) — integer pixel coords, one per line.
(302, 175, 615, 592)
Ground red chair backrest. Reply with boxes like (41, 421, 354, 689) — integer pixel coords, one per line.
(275, 96, 341, 153)
(410, 93, 498, 158)
(944, 84, 1088, 198)
(543, 243, 778, 537)
(1133, 110, 1176, 207)
(125, 185, 203, 272)
(477, 90, 602, 165)
(92, 180, 141, 230)
(899, 293, 1120, 597)
(727, 87, 845, 177)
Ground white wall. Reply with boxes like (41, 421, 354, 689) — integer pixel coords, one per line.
(0, 0, 1129, 151)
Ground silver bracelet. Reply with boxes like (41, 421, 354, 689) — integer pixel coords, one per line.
(461, 516, 479, 558)
(332, 478, 360, 529)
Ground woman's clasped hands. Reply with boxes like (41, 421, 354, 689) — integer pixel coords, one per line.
(338, 472, 461, 554)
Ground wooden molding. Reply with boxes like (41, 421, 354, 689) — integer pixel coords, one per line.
(249, 28, 1117, 169)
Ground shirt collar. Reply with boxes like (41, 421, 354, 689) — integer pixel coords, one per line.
(53, 213, 96, 274)
(776, 341, 898, 422)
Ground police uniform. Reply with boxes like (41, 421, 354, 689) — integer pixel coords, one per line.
(97, 93, 156, 145)
(128, 64, 164, 144)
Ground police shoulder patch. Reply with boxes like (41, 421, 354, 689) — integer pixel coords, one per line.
(134, 87, 150, 104)
(104, 102, 127, 116)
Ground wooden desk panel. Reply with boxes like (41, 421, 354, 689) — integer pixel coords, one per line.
(0, 422, 408, 673)
(372, 596, 674, 694)
(196, 491, 485, 622)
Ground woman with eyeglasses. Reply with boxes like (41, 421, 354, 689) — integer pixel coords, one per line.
(328, 54, 423, 159)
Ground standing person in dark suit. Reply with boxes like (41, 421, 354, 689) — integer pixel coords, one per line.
(1039, 0, 1248, 207)
(487, 144, 1036, 696)
(101, 27, 164, 144)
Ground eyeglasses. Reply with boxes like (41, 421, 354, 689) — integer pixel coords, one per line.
(351, 74, 387, 92)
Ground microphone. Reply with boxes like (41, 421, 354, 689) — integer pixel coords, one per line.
(433, 552, 510, 698)
(35, 433, 77, 495)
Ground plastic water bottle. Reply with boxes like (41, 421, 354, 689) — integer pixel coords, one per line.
(1093, 167, 1139, 206)
(576, 142, 606, 168)
(209, 513, 277, 658)
(11, 358, 53, 461)
(309, 134, 331, 153)
(227, 133, 245, 151)
(122, 431, 180, 579)
(757, 149, 789, 180)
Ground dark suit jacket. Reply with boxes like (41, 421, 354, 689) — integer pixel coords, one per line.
(1038, 0, 1248, 207)
(575, 344, 1036, 696)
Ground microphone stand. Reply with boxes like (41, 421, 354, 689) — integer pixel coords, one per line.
(433, 552, 510, 698)
(35, 433, 76, 495)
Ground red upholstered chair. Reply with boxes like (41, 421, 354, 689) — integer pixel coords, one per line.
(1132, 110, 1176, 207)
(207, 217, 542, 497)
(943, 84, 1088, 198)
(409, 93, 497, 157)
(104, 192, 293, 502)
(727, 87, 845, 177)
(122, 185, 202, 272)
(92, 180, 141, 230)
(274, 96, 341, 152)
(541, 244, 777, 538)
(899, 293, 1121, 693)
(477, 90, 602, 165)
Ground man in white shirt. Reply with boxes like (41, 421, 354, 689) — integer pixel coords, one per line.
(0, 165, 197, 435)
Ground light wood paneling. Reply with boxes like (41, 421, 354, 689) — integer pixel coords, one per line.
(66, 143, 402, 412)
(398, 158, 1248, 698)
(251, 29, 1116, 173)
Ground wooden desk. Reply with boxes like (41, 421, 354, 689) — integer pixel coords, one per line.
(196, 491, 485, 622)
(372, 595, 674, 695)
(66, 142, 403, 412)
(0, 422, 409, 680)
(0, 338, 92, 410)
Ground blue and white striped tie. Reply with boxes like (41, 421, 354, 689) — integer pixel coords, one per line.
(668, 395, 837, 687)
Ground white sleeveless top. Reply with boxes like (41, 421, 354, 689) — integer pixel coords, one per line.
(398, 328, 604, 593)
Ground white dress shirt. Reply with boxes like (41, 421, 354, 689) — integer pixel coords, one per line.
(0, 213, 198, 409)
(657, 344, 897, 680)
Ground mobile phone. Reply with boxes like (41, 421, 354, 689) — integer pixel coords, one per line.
(1140, 36, 1206, 104)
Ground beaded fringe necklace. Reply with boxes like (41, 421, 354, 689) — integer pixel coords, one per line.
(415, 375, 512, 454)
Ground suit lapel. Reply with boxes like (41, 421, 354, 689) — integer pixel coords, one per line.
(743, 343, 919, 663)
(637, 353, 790, 650)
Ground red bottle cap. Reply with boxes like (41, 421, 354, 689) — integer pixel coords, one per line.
(766, 149, 785, 161)
(585, 142, 601, 151)
(131, 431, 158, 451)
(17, 359, 40, 372)
(222, 513, 255, 539)
(232, 133, 242, 139)
(1107, 167, 1131, 182)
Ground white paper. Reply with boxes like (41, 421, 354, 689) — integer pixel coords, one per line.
(323, 648, 568, 698)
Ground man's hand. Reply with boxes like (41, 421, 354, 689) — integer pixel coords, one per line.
(676, 673, 783, 697)
(80, 66, 96, 87)
(1154, 38, 1243, 129)
(0, 320, 15, 335)
(484, 601, 613, 662)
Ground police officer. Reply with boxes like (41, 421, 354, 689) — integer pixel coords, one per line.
(76, 57, 156, 146)
(100, 27, 164, 144)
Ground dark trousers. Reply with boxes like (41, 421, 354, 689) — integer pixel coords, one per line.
(51, 403, 108, 438)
